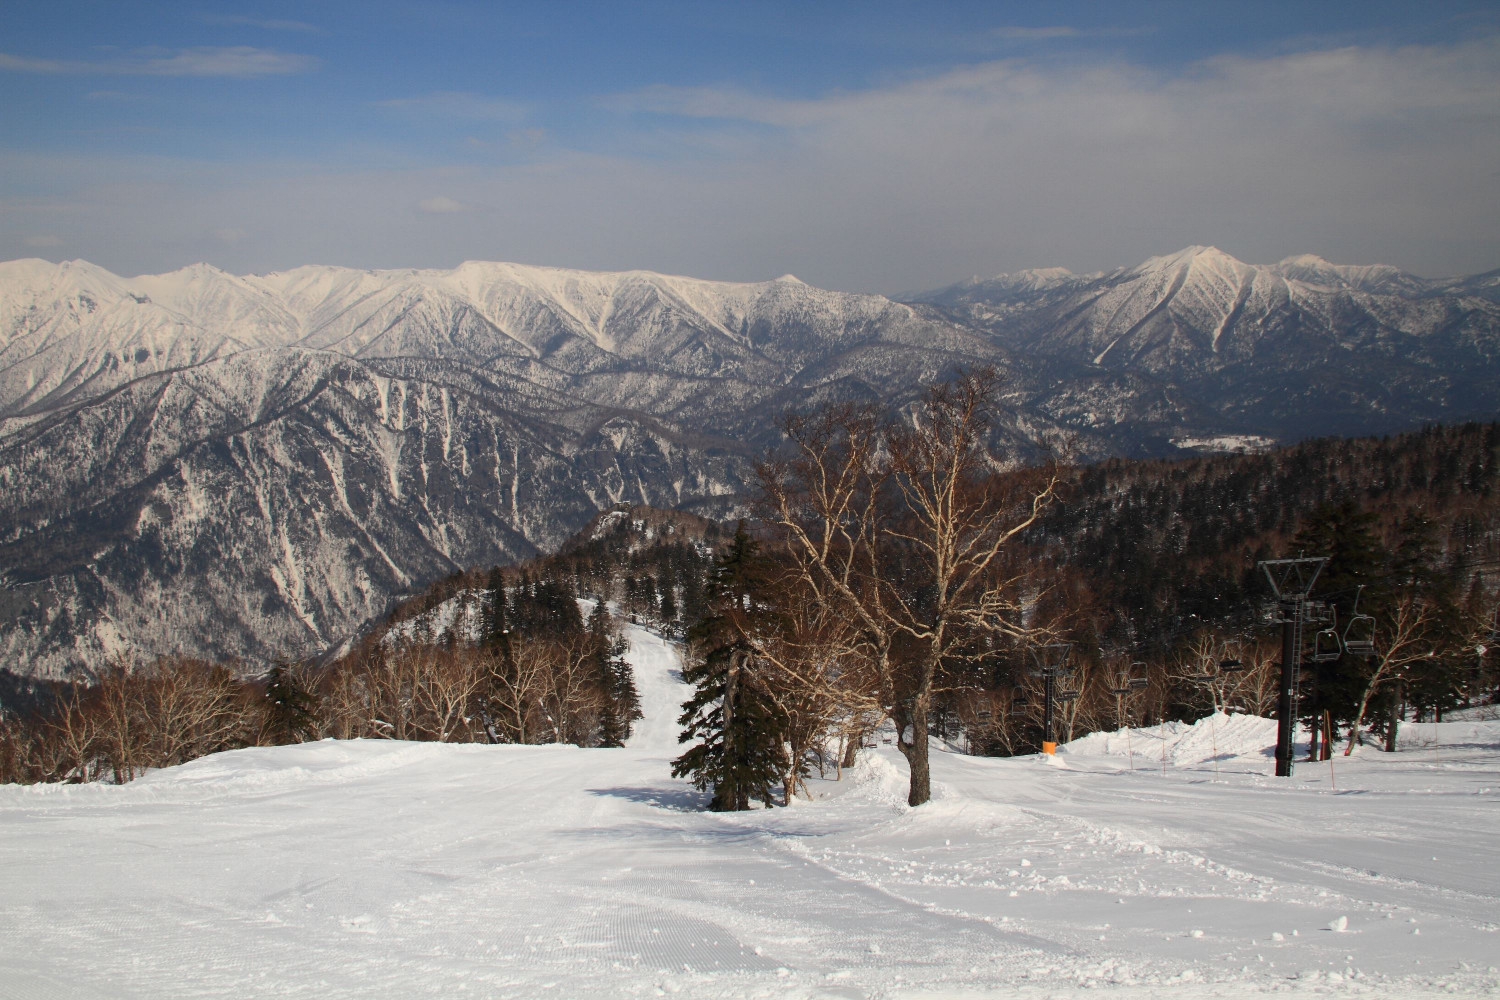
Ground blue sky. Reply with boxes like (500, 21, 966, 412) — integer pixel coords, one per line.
(2, 1, 1498, 290)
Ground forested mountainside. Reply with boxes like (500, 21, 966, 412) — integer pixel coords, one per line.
(5, 420, 1496, 788)
(2, 249, 1498, 676)
(1034, 421, 1500, 656)
(0, 504, 721, 784)
(352, 420, 1500, 767)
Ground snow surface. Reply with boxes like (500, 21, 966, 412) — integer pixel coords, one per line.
(2, 629, 1498, 998)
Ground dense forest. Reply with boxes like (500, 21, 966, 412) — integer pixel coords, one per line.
(3, 398, 1496, 794)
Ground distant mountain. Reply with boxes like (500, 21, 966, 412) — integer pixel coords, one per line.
(1, 249, 1496, 676)
(909, 245, 1500, 439)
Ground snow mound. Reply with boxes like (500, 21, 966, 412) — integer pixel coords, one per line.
(1064, 712, 1277, 767)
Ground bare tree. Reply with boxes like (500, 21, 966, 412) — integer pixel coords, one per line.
(1345, 594, 1442, 755)
(45, 684, 102, 783)
(487, 638, 553, 744)
(759, 370, 1061, 806)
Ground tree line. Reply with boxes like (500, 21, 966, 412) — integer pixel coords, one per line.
(4, 372, 1495, 800)
(670, 377, 1500, 810)
(0, 575, 646, 785)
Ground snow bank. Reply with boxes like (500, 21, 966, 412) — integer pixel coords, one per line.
(1064, 711, 1277, 767)
(4, 635, 1499, 998)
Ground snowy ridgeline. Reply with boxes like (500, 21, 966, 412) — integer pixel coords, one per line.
(3, 623, 1499, 999)
(4, 248, 1499, 678)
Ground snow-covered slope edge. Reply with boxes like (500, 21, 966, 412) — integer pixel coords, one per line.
(2, 626, 1496, 998)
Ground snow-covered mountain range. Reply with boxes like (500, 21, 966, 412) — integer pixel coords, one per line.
(2, 248, 1497, 675)
(913, 246, 1500, 437)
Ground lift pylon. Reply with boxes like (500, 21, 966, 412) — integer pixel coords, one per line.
(1257, 556, 1328, 777)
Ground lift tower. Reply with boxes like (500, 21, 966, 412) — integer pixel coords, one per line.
(1257, 557, 1328, 777)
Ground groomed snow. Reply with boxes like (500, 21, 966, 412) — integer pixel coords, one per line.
(2, 628, 1497, 998)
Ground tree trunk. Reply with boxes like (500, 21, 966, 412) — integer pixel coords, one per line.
(1345, 680, 1383, 756)
(841, 734, 858, 771)
(1385, 683, 1401, 753)
(899, 701, 932, 807)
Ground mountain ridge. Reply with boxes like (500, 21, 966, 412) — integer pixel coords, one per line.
(2, 247, 1497, 677)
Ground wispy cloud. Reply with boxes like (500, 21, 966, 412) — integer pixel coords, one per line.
(196, 13, 324, 34)
(418, 196, 468, 214)
(992, 26, 1079, 41)
(0, 46, 316, 77)
(4, 37, 1497, 289)
(991, 24, 1153, 42)
(376, 92, 529, 122)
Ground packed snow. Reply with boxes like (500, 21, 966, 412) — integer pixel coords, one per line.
(2, 627, 1497, 998)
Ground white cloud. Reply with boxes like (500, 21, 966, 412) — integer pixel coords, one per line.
(376, 92, 530, 122)
(2, 37, 1497, 290)
(418, 196, 467, 214)
(991, 26, 1078, 41)
(0, 46, 315, 77)
(196, 14, 324, 34)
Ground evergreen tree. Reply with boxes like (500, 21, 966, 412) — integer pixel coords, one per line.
(672, 523, 786, 810)
(481, 567, 512, 658)
(262, 662, 318, 745)
(588, 602, 638, 747)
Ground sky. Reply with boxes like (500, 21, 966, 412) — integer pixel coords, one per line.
(2, 1, 1498, 293)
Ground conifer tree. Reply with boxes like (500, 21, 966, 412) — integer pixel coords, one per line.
(262, 662, 319, 745)
(672, 523, 786, 810)
(588, 602, 639, 746)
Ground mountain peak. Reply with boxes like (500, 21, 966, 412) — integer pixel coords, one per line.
(1136, 245, 1245, 272)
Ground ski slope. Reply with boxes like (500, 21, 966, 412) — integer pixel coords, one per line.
(2, 626, 1498, 998)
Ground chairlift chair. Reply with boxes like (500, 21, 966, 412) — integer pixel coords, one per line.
(1055, 689, 1080, 703)
(1128, 661, 1150, 690)
(1309, 626, 1342, 663)
(1218, 642, 1245, 673)
(1342, 613, 1376, 657)
(1010, 696, 1029, 718)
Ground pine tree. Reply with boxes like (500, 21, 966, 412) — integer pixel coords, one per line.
(588, 602, 638, 747)
(672, 523, 786, 810)
(481, 567, 512, 658)
(262, 662, 318, 745)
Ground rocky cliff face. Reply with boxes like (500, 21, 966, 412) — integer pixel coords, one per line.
(2, 249, 1495, 676)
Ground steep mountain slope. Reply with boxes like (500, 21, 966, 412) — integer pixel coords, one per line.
(2, 251, 1497, 676)
(913, 245, 1500, 438)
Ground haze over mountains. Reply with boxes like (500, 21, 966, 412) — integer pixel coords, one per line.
(2, 246, 1497, 676)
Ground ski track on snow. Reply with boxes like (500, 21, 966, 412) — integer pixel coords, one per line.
(1, 629, 1498, 998)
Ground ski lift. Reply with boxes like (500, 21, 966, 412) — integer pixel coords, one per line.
(1128, 661, 1149, 690)
(1055, 688, 1080, 703)
(1218, 641, 1244, 673)
(1342, 613, 1375, 658)
(1010, 695, 1029, 718)
(1028, 642, 1073, 678)
(1339, 586, 1376, 658)
(1309, 626, 1342, 662)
